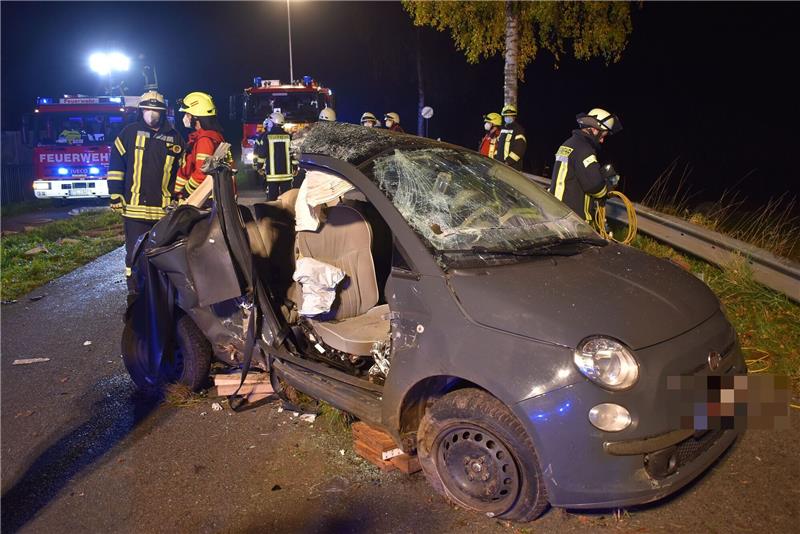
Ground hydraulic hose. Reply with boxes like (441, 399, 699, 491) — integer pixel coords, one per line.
(595, 191, 638, 245)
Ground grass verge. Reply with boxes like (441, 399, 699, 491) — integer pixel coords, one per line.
(632, 233, 800, 399)
(1, 209, 124, 300)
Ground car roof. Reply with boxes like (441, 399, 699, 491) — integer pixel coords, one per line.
(296, 121, 465, 167)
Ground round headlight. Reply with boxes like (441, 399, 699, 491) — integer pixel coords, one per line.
(573, 337, 639, 390)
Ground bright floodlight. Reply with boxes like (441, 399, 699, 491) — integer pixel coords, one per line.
(89, 52, 130, 75)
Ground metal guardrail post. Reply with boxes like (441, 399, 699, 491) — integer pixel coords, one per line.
(526, 174, 800, 303)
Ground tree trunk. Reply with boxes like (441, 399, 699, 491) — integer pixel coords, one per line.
(503, 0, 519, 107)
(416, 27, 425, 137)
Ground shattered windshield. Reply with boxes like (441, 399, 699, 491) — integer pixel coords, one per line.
(361, 148, 596, 253)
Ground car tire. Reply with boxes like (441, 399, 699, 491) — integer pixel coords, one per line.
(122, 314, 212, 392)
(416, 388, 549, 522)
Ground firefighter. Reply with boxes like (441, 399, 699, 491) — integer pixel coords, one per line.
(548, 107, 623, 224)
(493, 104, 526, 170)
(479, 112, 502, 158)
(360, 112, 379, 128)
(108, 90, 185, 288)
(174, 91, 227, 198)
(319, 107, 337, 122)
(254, 111, 294, 201)
(384, 112, 404, 132)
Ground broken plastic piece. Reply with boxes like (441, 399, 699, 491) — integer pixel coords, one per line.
(211, 402, 223, 411)
(299, 413, 317, 423)
(12, 358, 50, 365)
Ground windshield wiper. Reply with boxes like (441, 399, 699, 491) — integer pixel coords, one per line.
(441, 236, 607, 257)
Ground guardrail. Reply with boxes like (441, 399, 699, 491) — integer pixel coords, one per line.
(526, 174, 800, 303)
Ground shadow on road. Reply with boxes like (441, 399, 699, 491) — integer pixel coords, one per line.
(1, 374, 162, 533)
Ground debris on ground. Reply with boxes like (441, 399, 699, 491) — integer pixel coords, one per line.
(299, 413, 317, 423)
(23, 245, 49, 257)
(211, 402, 223, 412)
(29, 294, 46, 302)
(1, 300, 18, 305)
(200, 412, 208, 416)
(15, 410, 35, 418)
(83, 341, 92, 346)
(213, 371, 273, 403)
(12, 357, 50, 365)
(271, 484, 282, 491)
(56, 237, 81, 245)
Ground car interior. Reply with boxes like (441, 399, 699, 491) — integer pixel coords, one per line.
(238, 176, 396, 382)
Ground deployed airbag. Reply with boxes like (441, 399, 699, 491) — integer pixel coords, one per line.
(292, 257, 345, 316)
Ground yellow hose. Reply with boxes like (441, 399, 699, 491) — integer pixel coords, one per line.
(595, 191, 638, 245)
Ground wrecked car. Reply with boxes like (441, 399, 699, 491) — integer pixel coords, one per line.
(123, 122, 746, 521)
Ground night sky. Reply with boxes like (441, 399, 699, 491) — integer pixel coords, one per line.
(2, 1, 798, 207)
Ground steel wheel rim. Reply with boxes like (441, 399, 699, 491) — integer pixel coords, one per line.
(435, 423, 520, 513)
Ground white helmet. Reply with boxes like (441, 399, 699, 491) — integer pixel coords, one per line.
(319, 107, 337, 121)
(263, 111, 285, 128)
(384, 112, 400, 124)
(576, 108, 622, 134)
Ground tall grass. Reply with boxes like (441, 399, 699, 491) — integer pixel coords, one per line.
(641, 161, 800, 259)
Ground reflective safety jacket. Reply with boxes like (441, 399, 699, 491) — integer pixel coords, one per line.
(175, 129, 225, 195)
(253, 125, 293, 182)
(549, 129, 608, 223)
(479, 127, 501, 158)
(108, 120, 184, 221)
(494, 121, 526, 170)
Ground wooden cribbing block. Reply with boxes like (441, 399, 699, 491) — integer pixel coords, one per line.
(213, 372, 274, 403)
(352, 421, 421, 475)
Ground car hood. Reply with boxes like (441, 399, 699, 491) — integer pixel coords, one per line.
(447, 244, 719, 350)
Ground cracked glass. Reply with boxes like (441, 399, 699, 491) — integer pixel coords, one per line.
(361, 147, 596, 253)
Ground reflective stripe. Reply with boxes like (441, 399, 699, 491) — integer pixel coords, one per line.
(122, 204, 166, 220)
(267, 135, 291, 180)
(125, 267, 132, 277)
(185, 177, 201, 194)
(583, 154, 597, 168)
(514, 134, 526, 142)
(107, 170, 124, 181)
(115, 137, 125, 156)
(504, 135, 511, 160)
(584, 194, 592, 221)
(161, 155, 174, 206)
(195, 153, 210, 161)
(509, 152, 521, 162)
(265, 174, 293, 182)
(131, 133, 146, 205)
(554, 162, 568, 200)
(590, 184, 608, 198)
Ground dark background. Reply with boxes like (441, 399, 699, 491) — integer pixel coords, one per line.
(2, 1, 798, 207)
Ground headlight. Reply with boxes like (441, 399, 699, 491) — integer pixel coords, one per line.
(33, 181, 51, 190)
(245, 151, 255, 163)
(573, 337, 639, 390)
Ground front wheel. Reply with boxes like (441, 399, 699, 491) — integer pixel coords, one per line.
(416, 388, 549, 522)
(122, 314, 212, 392)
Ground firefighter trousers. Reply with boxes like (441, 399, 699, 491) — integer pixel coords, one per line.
(266, 180, 293, 202)
(124, 218, 156, 291)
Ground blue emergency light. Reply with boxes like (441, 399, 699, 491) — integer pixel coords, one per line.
(89, 167, 100, 175)
(57, 167, 69, 176)
(303, 75, 313, 86)
(253, 77, 262, 88)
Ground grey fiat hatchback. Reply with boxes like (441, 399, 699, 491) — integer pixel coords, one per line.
(124, 122, 745, 521)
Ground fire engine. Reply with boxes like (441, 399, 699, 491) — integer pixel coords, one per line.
(230, 76, 334, 169)
(28, 95, 141, 199)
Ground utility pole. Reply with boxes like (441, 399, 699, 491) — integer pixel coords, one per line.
(287, 0, 294, 83)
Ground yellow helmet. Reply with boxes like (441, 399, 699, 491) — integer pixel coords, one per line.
(384, 112, 400, 123)
(138, 90, 166, 111)
(319, 107, 337, 121)
(178, 92, 216, 117)
(483, 112, 502, 126)
(501, 103, 517, 117)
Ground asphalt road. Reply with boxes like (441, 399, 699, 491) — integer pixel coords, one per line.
(1, 247, 798, 533)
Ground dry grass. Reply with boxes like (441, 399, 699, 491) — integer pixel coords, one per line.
(641, 162, 800, 260)
(164, 383, 208, 407)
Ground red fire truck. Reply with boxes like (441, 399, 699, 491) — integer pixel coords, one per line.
(230, 76, 334, 169)
(28, 95, 141, 199)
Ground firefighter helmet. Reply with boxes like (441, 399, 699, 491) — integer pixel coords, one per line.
(178, 92, 217, 117)
(501, 103, 517, 117)
(483, 112, 502, 126)
(319, 107, 337, 121)
(360, 112, 378, 125)
(265, 111, 285, 127)
(384, 112, 400, 124)
(138, 90, 167, 111)
(576, 108, 622, 134)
